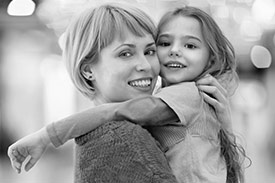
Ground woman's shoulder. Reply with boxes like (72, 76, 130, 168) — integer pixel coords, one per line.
(74, 120, 152, 146)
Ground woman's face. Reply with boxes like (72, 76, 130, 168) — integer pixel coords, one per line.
(91, 30, 160, 104)
(157, 16, 210, 85)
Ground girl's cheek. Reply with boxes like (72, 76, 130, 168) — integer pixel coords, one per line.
(157, 50, 166, 62)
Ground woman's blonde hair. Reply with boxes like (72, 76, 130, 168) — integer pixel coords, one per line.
(157, 6, 238, 96)
(63, 3, 156, 99)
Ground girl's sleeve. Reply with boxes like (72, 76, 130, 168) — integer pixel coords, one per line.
(154, 82, 202, 126)
(46, 96, 179, 147)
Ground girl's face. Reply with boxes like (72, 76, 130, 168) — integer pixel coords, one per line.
(157, 16, 210, 85)
(91, 30, 160, 104)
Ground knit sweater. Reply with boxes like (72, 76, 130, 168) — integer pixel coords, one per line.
(74, 120, 177, 183)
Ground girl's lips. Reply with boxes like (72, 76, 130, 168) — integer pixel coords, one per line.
(162, 61, 186, 69)
(164, 61, 186, 68)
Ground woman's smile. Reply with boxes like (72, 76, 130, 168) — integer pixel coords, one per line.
(128, 77, 153, 91)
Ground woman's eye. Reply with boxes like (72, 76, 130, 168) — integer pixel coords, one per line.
(145, 49, 156, 56)
(119, 51, 132, 57)
(185, 44, 197, 49)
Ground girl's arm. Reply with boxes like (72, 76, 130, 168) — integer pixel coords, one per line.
(7, 96, 178, 174)
(8, 75, 231, 173)
(47, 96, 178, 147)
(7, 127, 50, 174)
(48, 74, 232, 147)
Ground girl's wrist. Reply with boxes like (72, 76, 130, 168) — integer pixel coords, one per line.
(38, 127, 51, 146)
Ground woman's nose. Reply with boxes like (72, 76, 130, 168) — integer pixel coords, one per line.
(136, 55, 152, 72)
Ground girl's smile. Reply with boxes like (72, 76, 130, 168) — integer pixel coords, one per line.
(164, 61, 186, 69)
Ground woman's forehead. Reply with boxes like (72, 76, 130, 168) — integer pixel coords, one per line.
(116, 28, 154, 42)
(108, 31, 155, 51)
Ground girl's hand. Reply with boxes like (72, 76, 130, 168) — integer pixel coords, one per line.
(196, 74, 232, 131)
(7, 127, 50, 173)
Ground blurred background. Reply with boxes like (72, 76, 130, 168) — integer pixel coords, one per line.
(0, 0, 274, 182)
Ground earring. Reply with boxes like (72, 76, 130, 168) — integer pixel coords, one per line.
(87, 73, 95, 81)
(88, 75, 93, 80)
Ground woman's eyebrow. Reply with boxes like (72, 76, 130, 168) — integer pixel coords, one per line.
(114, 44, 135, 51)
(146, 42, 156, 48)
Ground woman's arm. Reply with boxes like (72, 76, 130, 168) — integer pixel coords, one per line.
(49, 75, 232, 147)
(196, 74, 232, 131)
(8, 75, 230, 174)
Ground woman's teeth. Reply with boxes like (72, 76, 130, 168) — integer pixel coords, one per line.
(129, 79, 151, 87)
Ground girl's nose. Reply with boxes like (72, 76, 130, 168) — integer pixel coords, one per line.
(169, 44, 182, 57)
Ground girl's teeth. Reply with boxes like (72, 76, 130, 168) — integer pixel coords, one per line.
(167, 63, 183, 68)
(129, 79, 151, 87)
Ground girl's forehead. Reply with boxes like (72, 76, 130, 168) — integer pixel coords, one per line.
(162, 16, 200, 29)
(159, 16, 202, 37)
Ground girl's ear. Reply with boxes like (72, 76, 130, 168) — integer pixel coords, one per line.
(208, 55, 216, 67)
(81, 63, 95, 81)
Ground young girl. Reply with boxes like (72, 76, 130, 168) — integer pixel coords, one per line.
(8, 5, 246, 183)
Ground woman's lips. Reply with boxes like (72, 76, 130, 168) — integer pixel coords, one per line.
(128, 78, 152, 87)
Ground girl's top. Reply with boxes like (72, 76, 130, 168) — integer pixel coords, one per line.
(46, 82, 226, 183)
(149, 82, 226, 183)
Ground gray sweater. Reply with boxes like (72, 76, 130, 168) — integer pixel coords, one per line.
(74, 120, 177, 183)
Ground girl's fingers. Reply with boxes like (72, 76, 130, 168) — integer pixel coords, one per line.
(8, 146, 29, 174)
(8, 148, 22, 174)
(12, 160, 22, 174)
(25, 156, 38, 172)
(12, 148, 27, 163)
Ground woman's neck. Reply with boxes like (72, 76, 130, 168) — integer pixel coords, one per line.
(92, 95, 110, 106)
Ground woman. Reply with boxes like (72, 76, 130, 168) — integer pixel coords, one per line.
(8, 3, 232, 182)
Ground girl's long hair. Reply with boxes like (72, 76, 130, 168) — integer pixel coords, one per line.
(157, 6, 251, 183)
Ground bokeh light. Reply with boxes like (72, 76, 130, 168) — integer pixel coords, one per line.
(250, 45, 272, 69)
(240, 19, 262, 42)
(232, 7, 250, 24)
(7, 0, 36, 16)
(252, 0, 275, 26)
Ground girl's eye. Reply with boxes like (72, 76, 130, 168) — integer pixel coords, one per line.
(157, 41, 170, 47)
(119, 51, 133, 58)
(185, 44, 197, 49)
(145, 49, 156, 56)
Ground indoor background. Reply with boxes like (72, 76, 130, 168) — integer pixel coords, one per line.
(0, 0, 275, 182)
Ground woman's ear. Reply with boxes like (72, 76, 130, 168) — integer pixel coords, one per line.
(81, 63, 95, 81)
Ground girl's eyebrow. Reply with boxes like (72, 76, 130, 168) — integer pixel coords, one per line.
(158, 33, 169, 38)
(185, 35, 202, 43)
(158, 33, 202, 43)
